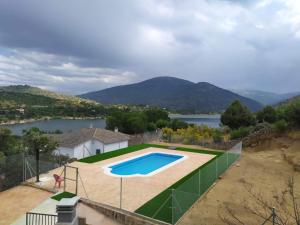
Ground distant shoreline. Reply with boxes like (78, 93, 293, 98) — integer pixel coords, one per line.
(0, 116, 104, 126)
(169, 114, 221, 119)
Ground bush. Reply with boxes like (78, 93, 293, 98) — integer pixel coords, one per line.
(156, 119, 170, 129)
(256, 106, 277, 123)
(147, 122, 157, 132)
(230, 127, 252, 140)
(273, 120, 288, 133)
(168, 119, 188, 130)
(221, 100, 256, 129)
(212, 130, 223, 143)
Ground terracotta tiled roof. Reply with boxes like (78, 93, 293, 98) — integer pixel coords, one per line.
(49, 128, 129, 148)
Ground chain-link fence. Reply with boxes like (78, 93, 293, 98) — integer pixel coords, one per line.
(135, 142, 242, 224)
(0, 153, 62, 191)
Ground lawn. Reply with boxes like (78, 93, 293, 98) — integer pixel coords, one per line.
(51, 191, 77, 201)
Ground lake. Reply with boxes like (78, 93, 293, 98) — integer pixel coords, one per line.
(1, 119, 106, 136)
(1, 115, 221, 135)
(169, 114, 221, 128)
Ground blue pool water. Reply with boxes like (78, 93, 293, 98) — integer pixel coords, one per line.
(109, 153, 183, 176)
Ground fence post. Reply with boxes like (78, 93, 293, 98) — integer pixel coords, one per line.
(75, 168, 78, 195)
(216, 158, 218, 179)
(120, 177, 123, 209)
(63, 165, 66, 192)
(171, 189, 174, 225)
(272, 207, 276, 225)
(198, 170, 201, 196)
(226, 152, 229, 168)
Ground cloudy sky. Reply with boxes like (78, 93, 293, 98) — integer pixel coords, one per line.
(0, 0, 299, 94)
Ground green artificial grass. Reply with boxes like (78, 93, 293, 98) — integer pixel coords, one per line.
(51, 191, 76, 201)
(79, 143, 222, 163)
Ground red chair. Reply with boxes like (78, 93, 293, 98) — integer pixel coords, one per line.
(53, 174, 64, 188)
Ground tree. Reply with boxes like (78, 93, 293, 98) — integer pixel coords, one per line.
(144, 108, 169, 123)
(0, 128, 21, 156)
(168, 119, 188, 130)
(256, 106, 277, 123)
(23, 127, 58, 182)
(221, 101, 256, 129)
(156, 119, 170, 129)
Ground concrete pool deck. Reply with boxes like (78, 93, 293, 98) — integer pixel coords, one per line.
(29, 147, 216, 212)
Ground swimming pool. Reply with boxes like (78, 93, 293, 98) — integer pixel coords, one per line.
(103, 152, 187, 177)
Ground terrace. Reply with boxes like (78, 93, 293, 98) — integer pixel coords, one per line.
(9, 143, 241, 225)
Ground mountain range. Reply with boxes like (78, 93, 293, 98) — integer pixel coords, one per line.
(230, 89, 300, 105)
(79, 77, 263, 113)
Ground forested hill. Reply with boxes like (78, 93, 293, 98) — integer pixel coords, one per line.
(0, 85, 108, 122)
(0, 85, 94, 104)
(80, 77, 263, 113)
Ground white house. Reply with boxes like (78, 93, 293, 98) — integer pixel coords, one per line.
(51, 128, 130, 159)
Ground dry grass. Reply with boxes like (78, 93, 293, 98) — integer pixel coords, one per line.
(178, 131, 300, 225)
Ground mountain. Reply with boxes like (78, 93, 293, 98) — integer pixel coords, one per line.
(276, 95, 300, 107)
(0, 85, 95, 104)
(79, 77, 263, 113)
(0, 85, 105, 122)
(230, 89, 300, 105)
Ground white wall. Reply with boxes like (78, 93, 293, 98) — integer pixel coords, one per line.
(54, 147, 74, 158)
(103, 141, 128, 153)
(54, 139, 128, 159)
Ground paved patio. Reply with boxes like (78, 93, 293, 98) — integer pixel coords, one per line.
(30, 147, 215, 212)
(0, 186, 52, 225)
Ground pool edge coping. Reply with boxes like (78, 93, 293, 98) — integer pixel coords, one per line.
(102, 150, 189, 178)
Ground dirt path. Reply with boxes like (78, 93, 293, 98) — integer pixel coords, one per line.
(178, 131, 300, 225)
(0, 186, 52, 225)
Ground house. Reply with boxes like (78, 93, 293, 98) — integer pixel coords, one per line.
(51, 128, 130, 159)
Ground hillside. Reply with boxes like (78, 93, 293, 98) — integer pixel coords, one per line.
(231, 89, 300, 105)
(0, 85, 107, 123)
(79, 77, 263, 113)
(0, 85, 95, 104)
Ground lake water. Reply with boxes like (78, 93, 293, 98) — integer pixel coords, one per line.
(1, 114, 221, 135)
(1, 119, 106, 136)
(169, 114, 221, 128)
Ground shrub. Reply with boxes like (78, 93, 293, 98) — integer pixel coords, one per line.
(212, 130, 223, 143)
(147, 122, 157, 132)
(156, 119, 169, 129)
(168, 119, 188, 130)
(256, 106, 277, 123)
(273, 120, 288, 133)
(221, 100, 256, 129)
(230, 127, 252, 140)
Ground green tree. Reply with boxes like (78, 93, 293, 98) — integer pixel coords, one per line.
(22, 127, 58, 156)
(144, 108, 169, 123)
(221, 100, 256, 129)
(286, 101, 300, 126)
(22, 127, 58, 182)
(168, 119, 188, 130)
(156, 119, 170, 129)
(256, 106, 277, 123)
(0, 128, 21, 156)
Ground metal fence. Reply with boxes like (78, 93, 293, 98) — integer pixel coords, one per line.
(26, 212, 57, 225)
(0, 153, 61, 191)
(136, 142, 242, 224)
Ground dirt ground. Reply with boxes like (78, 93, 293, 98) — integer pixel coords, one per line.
(0, 186, 52, 225)
(178, 131, 300, 225)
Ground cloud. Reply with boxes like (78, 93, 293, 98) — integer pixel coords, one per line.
(0, 50, 137, 94)
(0, 0, 299, 93)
